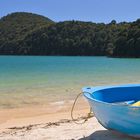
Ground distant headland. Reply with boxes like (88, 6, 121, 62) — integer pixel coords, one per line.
(0, 12, 140, 58)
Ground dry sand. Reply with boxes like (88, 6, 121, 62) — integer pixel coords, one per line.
(0, 99, 138, 140)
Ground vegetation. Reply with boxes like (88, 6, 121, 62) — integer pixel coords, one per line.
(113, 19, 140, 57)
(0, 12, 140, 57)
(0, 12, 54, 55)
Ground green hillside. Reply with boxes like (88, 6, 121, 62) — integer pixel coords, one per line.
(0, 12, 54, 54)
(0, 12, 140, 57)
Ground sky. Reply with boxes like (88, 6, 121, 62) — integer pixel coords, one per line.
(0, 0, 140, 23)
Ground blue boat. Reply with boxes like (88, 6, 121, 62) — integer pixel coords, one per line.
(83, 84, 140, 138)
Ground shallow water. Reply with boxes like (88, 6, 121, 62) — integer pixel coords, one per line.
(0, 56, 140, 108)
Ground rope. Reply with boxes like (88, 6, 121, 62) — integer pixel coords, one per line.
(71, 91, 93, 124)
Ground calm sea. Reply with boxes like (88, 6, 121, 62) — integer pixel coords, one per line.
(0, 56, 140, 108)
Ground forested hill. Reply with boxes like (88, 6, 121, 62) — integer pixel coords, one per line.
(0, 12, 140, 57)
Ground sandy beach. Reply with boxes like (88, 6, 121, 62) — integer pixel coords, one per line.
(0, 100, 138, 140)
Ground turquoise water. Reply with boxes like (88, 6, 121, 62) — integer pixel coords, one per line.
(0, 56, 140, 108)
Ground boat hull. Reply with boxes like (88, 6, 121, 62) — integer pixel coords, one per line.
(83, 84, 140, 137)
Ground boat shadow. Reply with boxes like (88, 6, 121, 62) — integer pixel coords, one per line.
(79, 130, 139, 140)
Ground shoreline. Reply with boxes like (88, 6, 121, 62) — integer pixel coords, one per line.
(0, 108, 89, 131)
(0, 99, 90, 131)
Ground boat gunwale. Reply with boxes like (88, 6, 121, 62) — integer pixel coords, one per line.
(83, 84, 140, 109)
